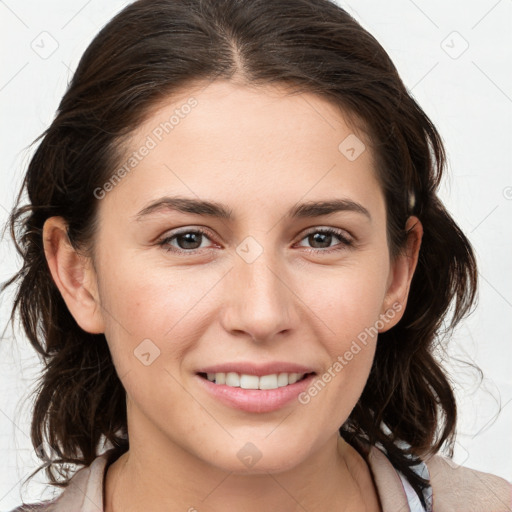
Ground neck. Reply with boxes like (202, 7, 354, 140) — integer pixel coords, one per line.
(104, 402, 380, 512)
(105, 436, 379, 512)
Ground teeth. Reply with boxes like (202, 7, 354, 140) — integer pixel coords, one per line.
(204, 372, 306, 389)
(259, 374, 278, 389)
(240, 374, 259, 389)
(226, 372, 240, 387)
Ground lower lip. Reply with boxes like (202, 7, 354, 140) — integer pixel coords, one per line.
(195, 373, 316, 413)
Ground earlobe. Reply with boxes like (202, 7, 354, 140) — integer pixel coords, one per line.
(379, 216, 423, 332)
(42, 217, 105, 334)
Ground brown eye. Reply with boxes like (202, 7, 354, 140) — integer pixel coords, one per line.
(296, 228, 353, 253)
(158, 228, 215, 254)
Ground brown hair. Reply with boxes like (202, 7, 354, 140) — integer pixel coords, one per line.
(2, 0, 477, 507)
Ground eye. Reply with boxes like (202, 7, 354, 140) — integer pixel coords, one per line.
(296, 227, 354, 253)
(157, 226, 354, 255)
(157, 227, 216, 254)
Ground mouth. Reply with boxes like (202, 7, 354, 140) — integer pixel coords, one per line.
(195, 370, 317, 413)
(197, 371, 315, 390)
(198, 372, 316, 390)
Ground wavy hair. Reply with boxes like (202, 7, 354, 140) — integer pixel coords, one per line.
(2, 0, 477, 507)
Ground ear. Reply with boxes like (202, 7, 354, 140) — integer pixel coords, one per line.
(42, 216, 105, 334)
(378, 216, 423, 332)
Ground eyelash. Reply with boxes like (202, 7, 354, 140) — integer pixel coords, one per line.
(157, 227, 354, 255)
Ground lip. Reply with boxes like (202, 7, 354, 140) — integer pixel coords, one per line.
(195, 371, 317, 413)
(195, 361, 316, 376)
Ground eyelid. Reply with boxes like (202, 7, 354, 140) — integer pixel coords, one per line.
(157, 225, 355, 255)
(299, 226, 353, 242)
(157, 226, 217, 253)
(294, 226, 354, 252)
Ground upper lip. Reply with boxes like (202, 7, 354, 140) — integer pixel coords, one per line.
(196, 362, 317, 377)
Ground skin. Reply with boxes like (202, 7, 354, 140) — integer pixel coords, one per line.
(43, 79, 422, 512)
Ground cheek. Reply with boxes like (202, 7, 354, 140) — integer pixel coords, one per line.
(95, 261, 203, 421)
(304, 256, 390, 340)
(298, 256, 389, 407)
(96, 255, 222, 372)
(299, 280, 381, 432)
(318, 279, 380, 384)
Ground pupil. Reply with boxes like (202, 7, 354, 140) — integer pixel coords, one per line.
(310, 232, 331, 248)
(178, 233, 201, 249)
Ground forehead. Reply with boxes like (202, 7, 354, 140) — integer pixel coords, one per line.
(102, 80, 383, 220)
(133, 79, 369, 157)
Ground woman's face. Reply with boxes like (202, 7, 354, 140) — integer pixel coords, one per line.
(68, 80, 419, 472)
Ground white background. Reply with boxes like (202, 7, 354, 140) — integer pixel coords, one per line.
(0, 0, 511, 509)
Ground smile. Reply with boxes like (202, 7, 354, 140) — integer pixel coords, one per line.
(198, 371, 311, 389)
(195, 371, 317, 413)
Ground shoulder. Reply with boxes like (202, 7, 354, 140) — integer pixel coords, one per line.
(8, 449, 117, 512)
(361, 437, 511, 512)
(425, 453, 512, 512)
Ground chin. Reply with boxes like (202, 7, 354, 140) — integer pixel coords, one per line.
(199, 436, 314, 475)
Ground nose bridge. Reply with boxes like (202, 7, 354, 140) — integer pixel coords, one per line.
(222, 240, 295, 341)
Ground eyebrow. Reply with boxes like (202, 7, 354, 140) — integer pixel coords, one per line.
(133, 196, 371, 222)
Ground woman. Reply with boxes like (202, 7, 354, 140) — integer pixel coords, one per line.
(3, 0, 511, 511)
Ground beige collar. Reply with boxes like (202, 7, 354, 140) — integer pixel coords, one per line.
(50, 445, 412, 512)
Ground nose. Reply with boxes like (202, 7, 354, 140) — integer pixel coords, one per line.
(219, 249, 298, 343)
